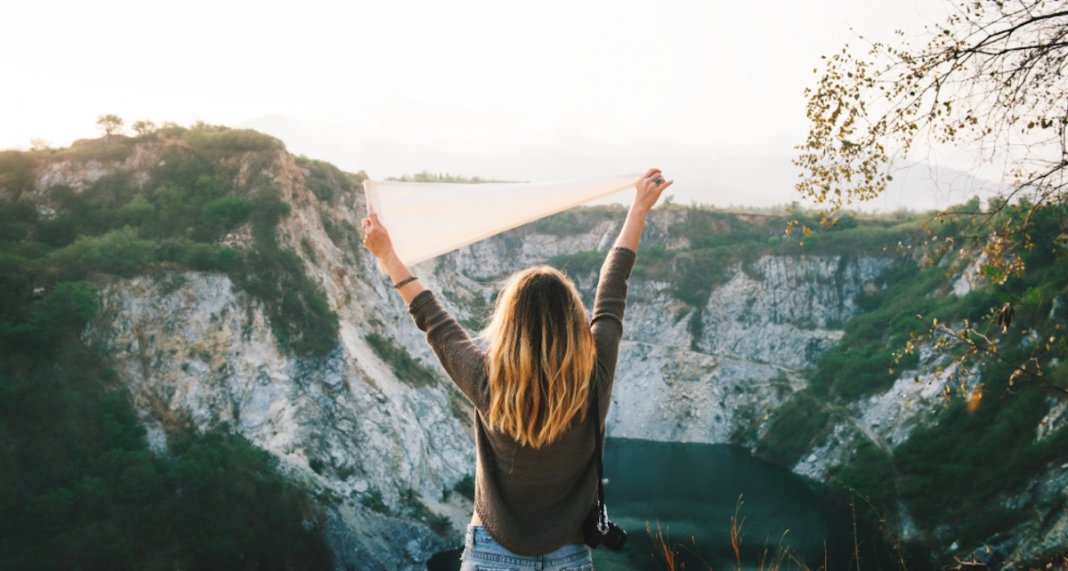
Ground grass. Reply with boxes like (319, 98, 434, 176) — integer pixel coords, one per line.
(649, 497, 825, 571)
(646, 495, 922, 571)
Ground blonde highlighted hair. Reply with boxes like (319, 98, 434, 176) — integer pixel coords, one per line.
(481, 266, 596, 449)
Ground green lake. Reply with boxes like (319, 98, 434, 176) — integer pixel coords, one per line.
(429, 437, 901, 570)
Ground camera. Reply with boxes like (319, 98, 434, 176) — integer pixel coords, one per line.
(582, 505, 628, 551)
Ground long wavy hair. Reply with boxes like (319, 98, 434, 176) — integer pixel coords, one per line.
(481, 266, 596, 449)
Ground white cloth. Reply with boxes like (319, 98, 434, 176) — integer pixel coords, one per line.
(364, 174, 641, 265)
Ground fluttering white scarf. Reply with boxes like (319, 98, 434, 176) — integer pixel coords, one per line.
(364, 174, 641, 265)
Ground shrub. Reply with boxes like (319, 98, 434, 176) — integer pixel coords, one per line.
(297, 156, 354, 202)
(756, 390, 834, 466)
(365, 333, 437, 387)
(549, 250, 603, 276)
(201, 196, 251, 230)
(180, 124, 284, 152)
(37, 280, 97, 322)
(0, 151, 38, 200)
(50, 227, 155, 278)
(452, 475, 475, 501)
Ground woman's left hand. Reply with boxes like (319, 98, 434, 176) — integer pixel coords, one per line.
(361, 212, 395, 260)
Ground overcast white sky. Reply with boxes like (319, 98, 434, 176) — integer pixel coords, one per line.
(4, 0, 984, 209)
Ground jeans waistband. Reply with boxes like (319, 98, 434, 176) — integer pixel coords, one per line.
(463, 525, 591, 566)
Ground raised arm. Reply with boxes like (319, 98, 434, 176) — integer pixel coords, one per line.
(590, 168, 672, 390)
(362, 212, 425, 304)
(362, 212, 487, 408)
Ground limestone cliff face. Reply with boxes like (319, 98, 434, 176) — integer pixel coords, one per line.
(428, 210, 892, 447)
(39, 145, 1063, 567)
(55, 148, 476, 570)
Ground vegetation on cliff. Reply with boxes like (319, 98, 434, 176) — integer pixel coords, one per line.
(757, 201, 1068, 563)
(0, 124, 356, 569)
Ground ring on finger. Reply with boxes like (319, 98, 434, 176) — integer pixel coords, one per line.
(654, 177, 665, 185)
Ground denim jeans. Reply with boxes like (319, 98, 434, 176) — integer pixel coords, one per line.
(459, 525, 594, 571)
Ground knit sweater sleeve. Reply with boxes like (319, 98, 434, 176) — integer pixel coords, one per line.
(590, 246, 636, 395)
(408, 290, 488, 410)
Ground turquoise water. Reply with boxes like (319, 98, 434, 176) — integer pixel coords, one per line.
(429, 438, 899, 570)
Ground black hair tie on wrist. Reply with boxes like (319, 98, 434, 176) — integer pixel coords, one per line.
(393, 276, 418, 289)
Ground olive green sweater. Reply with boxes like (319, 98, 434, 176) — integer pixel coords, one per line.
(407, 246, 635, 555)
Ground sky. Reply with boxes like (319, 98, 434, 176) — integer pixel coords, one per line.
(3, 0, 991, 210)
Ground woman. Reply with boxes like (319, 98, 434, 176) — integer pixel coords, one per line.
(362, 168, 672, 570)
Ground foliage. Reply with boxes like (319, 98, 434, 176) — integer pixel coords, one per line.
(0, 126, 382, 568)
(0, 151, 38, 200)
(452, 475, 475, 501)
(893, 358, 1068, 532)
(0, 285, 332, 569)
(796, 0, 1068, 397)
(531, 211, 587, 236)
(756, 391, 835, 466)
(296, 156, 357, 202)
(50, 228, 156, 279)
(364, 333, 438, 388)
(178, 123, 284, 152)
(548, 250, 603, 276)
(0, 281, 98, 354)
(828, 438, 897, 527)
(231, 188, 338, 357)
(0, 138, 339, 357)
(130, 120, 157, 137)
(96, 114, 124, 139)
(894, 203, 1068, 397)
(756, 201, 1068, 558)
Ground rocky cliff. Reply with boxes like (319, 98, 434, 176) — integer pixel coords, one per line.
(14, 135, 1063, 569)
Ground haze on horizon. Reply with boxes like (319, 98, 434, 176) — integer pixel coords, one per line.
(2, 0, 999, 211)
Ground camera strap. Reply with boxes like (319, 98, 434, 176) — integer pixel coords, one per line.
(590, 382, 609, 534)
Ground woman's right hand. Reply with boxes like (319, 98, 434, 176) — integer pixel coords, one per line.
(361, 212, 395, 261)
(634, 168, 673, 214)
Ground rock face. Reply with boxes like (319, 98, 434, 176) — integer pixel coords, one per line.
(62, 148, 477, 570)
(605, 254, 889, 445)
(39, 146, 1063, 567)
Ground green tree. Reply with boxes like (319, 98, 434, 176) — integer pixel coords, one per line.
(96, 114, 124, 142)
(131, 120, 157, 137)
(795, 0, 1068, 395)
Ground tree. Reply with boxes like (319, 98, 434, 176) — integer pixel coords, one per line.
(96, 114, 124, 142)
(131, 120, 157, 137)
(796, 1, 1067, 396)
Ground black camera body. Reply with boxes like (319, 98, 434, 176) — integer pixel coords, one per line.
(581, 506, 628, 551)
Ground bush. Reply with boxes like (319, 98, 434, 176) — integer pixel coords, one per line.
(0, 330, 333, 569)
(202, 195, 251, 230)
(532, 211, 585, 235)
(0, 151, 38, 200)
(452, 475, 475, 501)
(830, 438, 897, 525)
(549, 250, 603, 276)
(180, 124, 284, 152)
(756, 390, 834, 466)
(0, 281, 99, 356)
(50, 227, 155, 279)
(296, 156, 355, 202)
(365, 333, 437, 387)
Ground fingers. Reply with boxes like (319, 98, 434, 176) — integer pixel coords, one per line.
(644, 167, 662, 179)
(362, 212, 388, 233)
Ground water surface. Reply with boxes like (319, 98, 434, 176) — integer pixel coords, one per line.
(430, 438, 898, 570)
